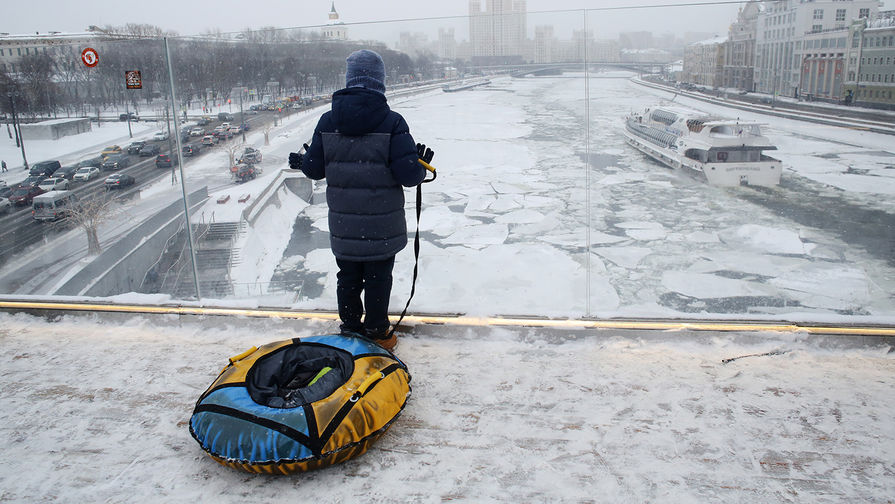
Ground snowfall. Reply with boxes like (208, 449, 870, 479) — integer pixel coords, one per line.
(0, 74, 894, 502)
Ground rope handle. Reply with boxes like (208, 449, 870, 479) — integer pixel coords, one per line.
(221, 346, 258, 373)
(350, 371, 386, 402)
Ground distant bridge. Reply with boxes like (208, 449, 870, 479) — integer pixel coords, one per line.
(467, 61, 671, 78)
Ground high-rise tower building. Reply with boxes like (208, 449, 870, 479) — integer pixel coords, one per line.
(469, 0, 527, 63)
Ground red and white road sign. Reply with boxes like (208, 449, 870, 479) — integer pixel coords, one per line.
(81, 47, 99, 68)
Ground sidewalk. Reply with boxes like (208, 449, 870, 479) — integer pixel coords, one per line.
(0, 311, 892, 503)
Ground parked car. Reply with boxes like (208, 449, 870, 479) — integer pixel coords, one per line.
(54, 165, 80, 180)
(8, 185, 45, 206)
(32, 190, 78, 221)
(234, 164, 258, 183)
(127, 141, 147, 155)
(29, 160, 61, 177)
(37, 177, 70, 192)
(102, 153, 131, 171)
(78, 156, 105, 168)
(239, 147, 262, 164)
(153, 131, 170, 141)
(139, 144, 161, 157)
(0, 196, 11, 214)
(201, 135, 217, 147)
(104, 173, 135, 190)
(155, 154, 177, 168)
(101, 145, 122, 157)
(189, 127, 205, 137)
(182, 144, 202, 157)
(20, 175, 47, 188)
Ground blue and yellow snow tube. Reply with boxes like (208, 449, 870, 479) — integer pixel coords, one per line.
(189, 335, 411, 474)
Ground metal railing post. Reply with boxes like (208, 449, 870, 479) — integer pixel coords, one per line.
(164, 37, 202, 300)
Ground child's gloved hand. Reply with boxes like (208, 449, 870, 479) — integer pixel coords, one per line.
(288, 152, 302, 170)
(416, 143, 434, 163)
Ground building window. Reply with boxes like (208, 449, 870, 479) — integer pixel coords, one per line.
(814, 9, 824, 20)
(836, 9, 846, 21)
(859, 8, 869, 19)
(812, 25, 823, 33)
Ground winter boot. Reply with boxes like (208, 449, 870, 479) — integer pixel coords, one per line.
(366, 328, 397, 352)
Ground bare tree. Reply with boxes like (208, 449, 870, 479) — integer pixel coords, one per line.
(67, 192, 120, 256)
(225, 140, 246, 169)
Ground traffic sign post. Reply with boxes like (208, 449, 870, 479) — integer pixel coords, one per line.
(124, 71, 142, 138)
(81, 48, 98, 68)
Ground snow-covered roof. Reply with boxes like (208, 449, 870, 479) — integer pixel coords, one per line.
(691, 35, 728, 46)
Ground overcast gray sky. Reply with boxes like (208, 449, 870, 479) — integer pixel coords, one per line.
(4, 0, 894, 44)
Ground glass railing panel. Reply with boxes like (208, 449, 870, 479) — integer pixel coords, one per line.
(0, 35, 199, 299)
(586, 4, 895, 321)
(163, 11, 591, 318)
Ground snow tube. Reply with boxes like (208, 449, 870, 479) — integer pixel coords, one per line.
(189, 335, 411, 474)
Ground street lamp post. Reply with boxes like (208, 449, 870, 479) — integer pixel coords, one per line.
(7, 90, 29, 171)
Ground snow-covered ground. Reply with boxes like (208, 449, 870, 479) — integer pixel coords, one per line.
(0, 312, 892, 502)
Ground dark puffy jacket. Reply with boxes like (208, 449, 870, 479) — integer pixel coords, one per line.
(301, 87, 425, 261)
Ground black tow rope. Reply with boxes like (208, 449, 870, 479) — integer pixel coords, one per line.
(387, 161, 437, 339)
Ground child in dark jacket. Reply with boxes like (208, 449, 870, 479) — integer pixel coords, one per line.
(290, 49, 427, 350)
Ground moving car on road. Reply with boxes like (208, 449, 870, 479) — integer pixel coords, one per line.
(182, 144, 202, 157)
(156, 154, 177, 168)
(20, 175, 47, 188)
(189, 127, 205, 136)
(104, 173, 135, 190)
(0, 196, 11, 214)
(73, 166, 100, 182)
(78, 156, 105, 169)
(9, 185, 45, 206)
(37, 177, 70, 192)
(54, 165, 79, 180)
(127, 141, 147, 155)
(201, 135, 217, 147)
(153, 131, 170, 141)
(139, 144, 161, 157)
(102, 153, 131, 171)
(239, 147, 262, 164)
(29, 160, 61, 177)
(101, 145, 122, 158)
(32, 190, 78, 221)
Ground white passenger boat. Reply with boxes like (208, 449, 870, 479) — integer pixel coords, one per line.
(623, 106, 782, 186)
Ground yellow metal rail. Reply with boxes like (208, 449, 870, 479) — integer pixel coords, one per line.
(1, 300, 893, 337)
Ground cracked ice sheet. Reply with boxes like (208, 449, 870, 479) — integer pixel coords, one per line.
(718, 224, 814, 255)
(412, 241, 619, 316)
(663, 271, 776, 299)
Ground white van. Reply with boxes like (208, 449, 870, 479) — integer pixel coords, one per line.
(32, 190, 79, 222)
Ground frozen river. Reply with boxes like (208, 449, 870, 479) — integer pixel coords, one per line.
(262, 74, 895, 322)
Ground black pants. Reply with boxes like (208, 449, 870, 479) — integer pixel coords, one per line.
(336, 256, 395, 337)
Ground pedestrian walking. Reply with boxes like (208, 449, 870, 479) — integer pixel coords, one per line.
(289, 49, 430, 351)
(1, 160, 7, 172)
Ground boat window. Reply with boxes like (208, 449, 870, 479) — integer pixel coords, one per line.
(710, 125, 735, 135)
(717, 151, 729, 162)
